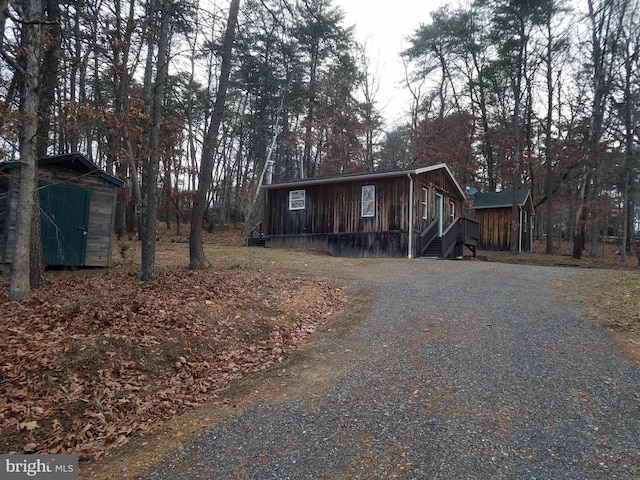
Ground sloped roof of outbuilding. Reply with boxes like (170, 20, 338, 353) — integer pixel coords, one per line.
(471, 189, 533, 211)
(0, 152, 124, 187)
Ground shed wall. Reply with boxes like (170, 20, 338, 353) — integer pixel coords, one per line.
(0, 164, 118, 268)
(0, 172, 18, 265)
(0, 176, 10, 263)
(475, 207, 511, 250)
(39, 165, 116, 267)
(475, 206, 533, 251)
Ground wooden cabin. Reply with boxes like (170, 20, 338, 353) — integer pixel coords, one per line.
(471, 189, 534, 252)
(260, 163, 479, 258)
(0, 153, 124, 271)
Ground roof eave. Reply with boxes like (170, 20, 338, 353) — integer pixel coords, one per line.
(262, 163, 466, 199)
(40, 153, 125, 187)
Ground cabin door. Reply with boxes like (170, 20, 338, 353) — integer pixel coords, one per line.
(40, 183, 91, 266)
(435, 193, 443, 237)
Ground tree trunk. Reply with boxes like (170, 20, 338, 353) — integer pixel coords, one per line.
(9, 0, 43, 301)
(28, 0, 61, 288)
(468, 50, 497, 192)
(544, 17, 555, 255)
(574, 0, 625, 259)
(510, 19, 526, 255)
(138, 0, 170, 282)
(189, 0, 240, 270)
(302, 41, 319, 179)
(620, 29, 637, 262)
(0, 0, 7, 52)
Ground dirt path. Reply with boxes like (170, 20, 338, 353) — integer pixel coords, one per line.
(137, 259, 640, 479)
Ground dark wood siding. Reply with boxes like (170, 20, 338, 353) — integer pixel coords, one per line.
(0, 175, 11, 264)
(265, 176, 411, 257)
(413, 170, 463, 232)
(266, 176, 411, 237)
(264, 167, 466, 258)
(475, 207, 511, 250)
(474, 203, 534, 251)
(0, 172, 18, 266)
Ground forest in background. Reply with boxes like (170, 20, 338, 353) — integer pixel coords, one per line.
(1, 0, 639, 298)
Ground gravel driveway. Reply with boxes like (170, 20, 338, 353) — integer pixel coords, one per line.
(149, 260, 640, 479)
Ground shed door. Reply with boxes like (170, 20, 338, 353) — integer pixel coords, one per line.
(40, 183, 91, 266)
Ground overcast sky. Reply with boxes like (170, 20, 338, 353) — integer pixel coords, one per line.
(338, 0, 453, 128)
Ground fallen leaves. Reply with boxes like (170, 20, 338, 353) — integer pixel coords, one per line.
(0, 264, 345, 460)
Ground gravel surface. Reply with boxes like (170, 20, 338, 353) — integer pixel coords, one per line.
(148, 260, 640, 479)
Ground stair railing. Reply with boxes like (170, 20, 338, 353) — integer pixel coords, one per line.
(441, 220, 460, 258)
(418, 219, 439, 256)
(245, 221, 264, 247)
(441, 217, 481, 259)
(248, 221, 263, 239)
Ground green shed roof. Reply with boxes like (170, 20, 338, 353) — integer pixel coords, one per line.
(472, 189, 531, 209)
(0, 152, 124, 187)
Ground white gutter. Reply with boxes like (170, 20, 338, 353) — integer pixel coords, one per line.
(518, 207, 523, 253)
(408, 173, 413, 259)
(530, 215, 533, 252)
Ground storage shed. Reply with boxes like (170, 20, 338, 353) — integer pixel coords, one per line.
(471, 189, 534, 252)
(0, 153, 124, 270)
(260, 163, 479, 258)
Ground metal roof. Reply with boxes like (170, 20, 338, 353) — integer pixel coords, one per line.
(471, 189, 532, 209)
(261, 163, 466, 199)
(0, 152, 125, 187)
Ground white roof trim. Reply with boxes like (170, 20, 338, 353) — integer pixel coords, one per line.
(262, 163, 466, 199)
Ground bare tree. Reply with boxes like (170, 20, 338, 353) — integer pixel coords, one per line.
(358, 40, 382, 170)
(573, 0, 627, 259)
(138, 0, 171, 281)
(1, 0, 44, 301)
(619, 2, 639, 262)
(189, 0, 241, 270)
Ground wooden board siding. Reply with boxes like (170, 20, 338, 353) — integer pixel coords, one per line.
(413, 171, 463, 232)
(267, 231, 409, 258)
(471, 190, 535, 252)
(475, 207, 511, 250)
(264, 168, 466, 258)
(0, 172, 18, 266)
(266, 176, 411, 236)
(85, 184, 116, 267)
(0, 175, 11, 265)
(265, 176, 411, 257)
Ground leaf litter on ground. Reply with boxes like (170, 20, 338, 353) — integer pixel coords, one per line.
(0, 257, 345, 460)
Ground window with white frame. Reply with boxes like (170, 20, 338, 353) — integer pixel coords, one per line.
(361, 185, 375, 217)
(449, 201, 455, 222)
(422, 187, 429, 220)
(289, 190, 306, 210)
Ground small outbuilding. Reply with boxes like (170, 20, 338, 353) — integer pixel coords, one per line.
(0, 152, 124, 271)
(471, 189, 534, 252)
(259, 163, 479, 259)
